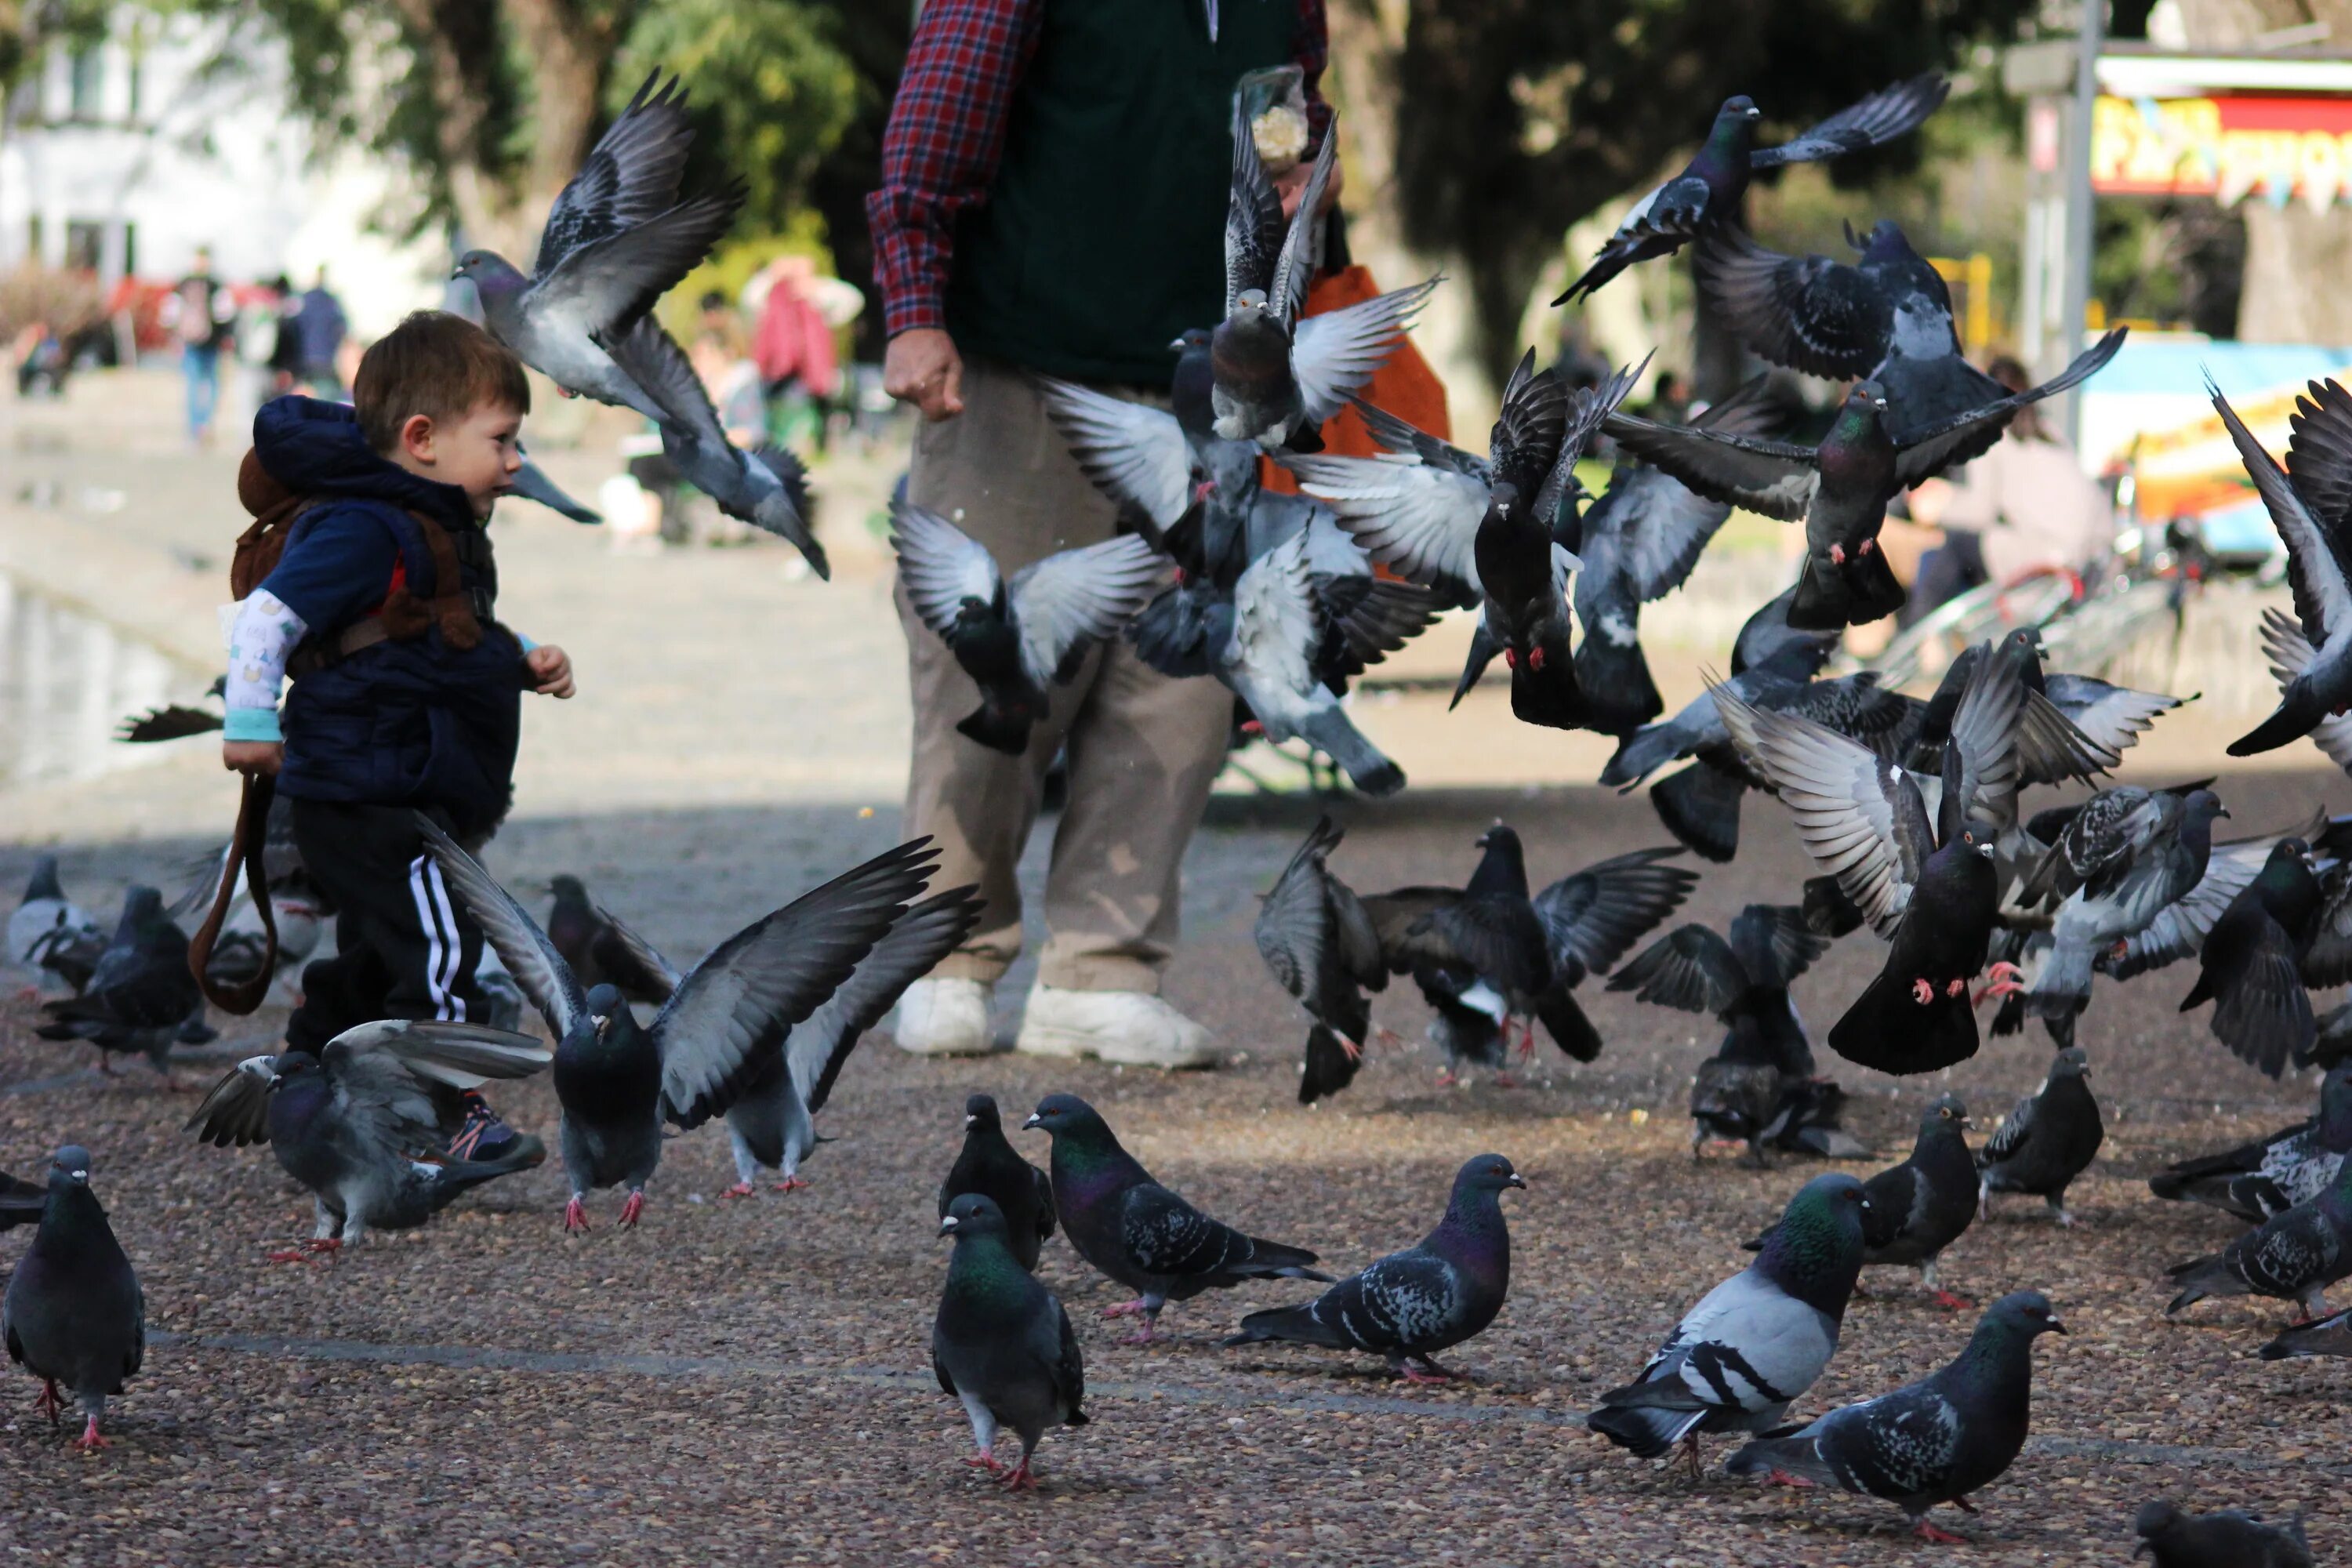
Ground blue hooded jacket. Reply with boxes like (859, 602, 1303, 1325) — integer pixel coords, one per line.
(251, 396, 524, 836)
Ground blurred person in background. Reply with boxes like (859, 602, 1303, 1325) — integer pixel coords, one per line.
(13, 322, 67, 398)
(165, 245, 235, 445)
(750, 254, 839, 452)
(258, 275, 306, 396)
(295, 268, 350, 399)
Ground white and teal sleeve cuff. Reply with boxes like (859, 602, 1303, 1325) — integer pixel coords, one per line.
(222, 707, 283, 743)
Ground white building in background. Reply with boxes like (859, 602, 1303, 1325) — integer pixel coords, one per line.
(0, 9, 446, 339)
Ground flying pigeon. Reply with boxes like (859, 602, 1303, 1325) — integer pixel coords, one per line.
(419, 818, 937, 1231)
(456, 73, 742, 423)
(507, 446, 602, 524)
(34, 885, 205, 1078)
(1022, 1094, 1330, 1342)
(1253, 816, 1391, 1104)
(8, 855, 103, 999)
(546, 873, 682, 1009)
(1724, 1290, 2065, 1544)
(933, 1193, 1088, 1490)
(183, 1019, 550, 1258)
(891, 499, 1169, 755)
(1225, 1153, 1524, 1381)
(2177, 838, 2330, 1077)
(939, 1094, 1058, 1272)
(1605, 332, 2126, 629)
(1896, 629, 2132, 794)
(1977, 1047, 2104, 1225)
(2133, 1501, 2312, 1568)
(2166, 1149, 2352, 1321)
(1555, 75, 1950, 302)
(2151, 1062, 2352, 1224)
(2, 1147, 144, 1451)
(2018, 786, 2225, 1025)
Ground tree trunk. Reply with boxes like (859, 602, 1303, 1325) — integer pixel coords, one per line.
(502, 0, 626, 242)
(385, 0, 510, 250)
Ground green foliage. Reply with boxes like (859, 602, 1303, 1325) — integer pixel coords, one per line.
(1, 0, 114, 100)
(657, 215, 831, 337)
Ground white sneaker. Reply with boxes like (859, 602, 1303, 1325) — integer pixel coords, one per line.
(1014, 985, 1218, 1069)
(891, 978, 1000, 1057)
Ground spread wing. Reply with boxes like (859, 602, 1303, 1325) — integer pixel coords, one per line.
(1607, 924, 1749, 1015)
(414, 818, 588, 1042)
(2105, 830, 2306, 979)
(534, 72, 695, 277)
(1287, 448, 1487, 599)
(789, 887, 982, 1116)
(1601, 412, 1821, 521)
(605, 316, 728, 448)
(1269, 130, 1337, 324)
(1037, 379, 1194, 528)
(1290, 277, 1441, 425)
(1728, 902, 1833, 988)
(1008, 534, 1170, 689)
(1694, 227, 1887, 379)
(1891, 328, 2127, 488)
(2260, 608, 2352, 773)
(891, 500, 1004, 640)
(182, 1054, 278, 1148)
(1224, 97, 1287, 310)
(1532, 848, 1698, 981)
(588, 901, 684, 1000)
(533, 184, 743, 341)
(1488, 347, 1573, 499)
(2218, 379, 2352, 649)
(1748, 73, 1951, 169)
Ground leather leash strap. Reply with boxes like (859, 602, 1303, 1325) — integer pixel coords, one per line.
(189, 772, 280, 1014)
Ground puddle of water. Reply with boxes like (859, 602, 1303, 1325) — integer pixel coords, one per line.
(0, 569, 191, 788)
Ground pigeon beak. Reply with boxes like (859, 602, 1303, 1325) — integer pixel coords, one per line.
(1507, 1174, 1528, 1189)
(1022, 1113, 1044, 1131)
(2046, 1316, 2068, 1335)
(69, 1169, 87, 1183)
(964, 1115, 978, 1129)
(1167, 336, 1189, 353)
(938, 1216, 959, 1236)
(2217, 807, 2234, 819)
(1961, 1116, 1977, 1130)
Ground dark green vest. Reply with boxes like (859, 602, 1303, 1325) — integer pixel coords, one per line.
(943, 0, 1298, 387)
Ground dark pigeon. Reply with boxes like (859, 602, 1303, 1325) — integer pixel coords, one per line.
(1555, 76, 1949, 302)
(2, 1146, 144, 1450)
(2134, 1501, 2312, 1568)
(0, 1167, 43, 1230)
(933, 1193, 1087, 1490)
(2151, 1062, 2352, 1224)
(1725, 1290, 2066, 1544)
(2166, 1150, 2352, 1320)
(1225, 1154, 1523, 1381)
(546, 873, 679, 1008)
(940, 1095, 1058, 1272)
(2179, 839, 2324, 1077)
(1977, 1048, 2104, 1225)
(2259, 1301, 2352, 1360)
(1253, 817, 1391, 1104)
(1022, 1094, 1330, 1343)
(2020, 786, 2223, 1023)
(34, 885, 205, 1077)
(1856, 1095, 1980, 1308)
(183, 1019, 550, 1258)
(8, 855, 103, 997)
(1588, 1174, 1869, 1468)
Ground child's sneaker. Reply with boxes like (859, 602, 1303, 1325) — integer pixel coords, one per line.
(446, 1091, 521, 1161)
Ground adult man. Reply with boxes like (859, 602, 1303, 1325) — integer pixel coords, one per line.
(295, 268, 350, 399)
(866, 0, 1333, 1067)
(171, 246, 234, 445)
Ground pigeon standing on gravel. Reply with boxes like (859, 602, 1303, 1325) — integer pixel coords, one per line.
(9, 856, 103, 1000)
(1022, 1094, 1330, 1343)
(421, 820, 938, 1231)
(1857, 1095, 1980, 1307)
(1555, 76, 1950, 302)
(933, 1193, 1087, 1490)
(2133, 1501, 2313, 1567)
(2151, 1062, 2352, 1223)
(2, 1147, 143, 1451)
(546, 874, 679, 1009)
(1977, 1048, 2104, 1225)
(891, 499, 1170, 756)
(1588, 1173, 1870, 1468)
(2165, 1152, 2352, 1321)
(1725, 1290, 2066, 1544)
(34, 886, 205, 1078)
(183, 1020, 551, 1258)
(2259, 1299, 2352, 1359)
(1253, 817, 1391, 1104)
(1225, 1154, 1524, 1381)
(940, 1094, 1058, 1272)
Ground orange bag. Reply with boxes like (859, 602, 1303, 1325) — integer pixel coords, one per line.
(1259, 263, 1451, 497)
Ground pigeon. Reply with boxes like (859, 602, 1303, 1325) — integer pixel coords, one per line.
(1022, 1094, 1330, 1342)
(506, 447, 602, 524)
(2165, 1150, 2352, 1321)
(8, 855, 103, 998)
(419, 818, 938, 1231)
(604, 317, 825, 576)
(891, 499, 1169, 756)
(2096, 817, 2327, 992)
(546, 874, 680, 1010)
(1037, 376, 1258, 573)
(1555, 75, 1950, 302)
(1713, 648, 2028, 1074)
(940, 1094, 1058, 1272)
(718, 887, 983, 1196)
(1977, 1047, 2104, 1225)
(1854, 1095, 1980, 1308)
(116, 675, 227, 743)
(2019, 786, 2225, 1024)
(2, 1146, 143, 1452)
(933, 1193, 1087, 1490)
(2178, 838, 2325, 1077)
(2132, 1501, 2313, 1568)
(1607, 903, 1838, 1166)
(2211, 378, 2352, 756)
(1587, 1173, 1869, 1468)
(1724, 1290, 2066, 1544)
(2259, 1301, 2352, 1360)
(34, 885, 205, 1077)
(201, 869, 330, 1002)
(1225, 1153, 1524, 1381)
(1606, 332, 2127, 629)
(456, 73, 742, 423)
(0, 1167, 44, 1229)
(1212, 103, 1436, 450)
(2151, 1062, 2352, 1223)
(1253, 816, 1391, 1104)
(1897, 628, 2128, 793)
(182, 1019, 551, 1258)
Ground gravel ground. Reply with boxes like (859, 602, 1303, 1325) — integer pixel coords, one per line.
(4, 774, 2350, 1566)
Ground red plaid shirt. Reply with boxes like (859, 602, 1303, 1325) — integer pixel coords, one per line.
(866, 0, 1328, 340)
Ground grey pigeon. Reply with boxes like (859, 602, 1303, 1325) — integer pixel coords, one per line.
(2134, 1501, 2312, 1567)
(1254, 816, 1390, 1104)
(1555, 77, 1949, 301)
(2259, 1301, 2352, 1359)
(1225, 1153, 1523, 1381)
(419, 819, 938, 1232)
(1724, 1290, 2066, 1544)
(34, 885, 205, 1077)
(456, 73, 741, 423)
(2151, 1062, 2352, 1224)
(933, 1193, 1087, 1490)
(183, 1019, 551, 1258)
(605, 317, 825, 576)
(2166, 1149, 2352, 1320)
(719, 887, 983, 1196)
(939, 1094, 1057, 1272)
(1857, 1095, 1979, 1307)
(2, 1146, 143, 1451)
(1022, 1094, 1330, 1342)
(1977, 1047, 2104, 1225)
(2020, 786, 2225, 1023)
(1587, 1173, 1869, 1468)
(8, 855, 103, 998)
(891, 499, 1169, 756)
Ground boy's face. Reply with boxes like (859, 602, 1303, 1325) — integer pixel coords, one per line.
(393, 400, 524, 518)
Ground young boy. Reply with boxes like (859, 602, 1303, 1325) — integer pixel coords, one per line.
(222, 310, 574, 1156)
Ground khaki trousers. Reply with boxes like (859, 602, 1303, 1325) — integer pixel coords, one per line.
(898, 354, 1232, 993)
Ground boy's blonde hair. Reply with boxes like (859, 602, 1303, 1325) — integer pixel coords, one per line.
(352, 310, 530, 454)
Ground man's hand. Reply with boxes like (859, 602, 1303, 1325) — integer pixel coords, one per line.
(1275, 150, 1345, 220)
(884, 328, 965, 422)
(223, 741, 282, 776)
(526, 644, 576, 699)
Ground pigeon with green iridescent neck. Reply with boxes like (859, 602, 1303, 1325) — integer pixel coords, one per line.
(933, 1194, 1087, 1490)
